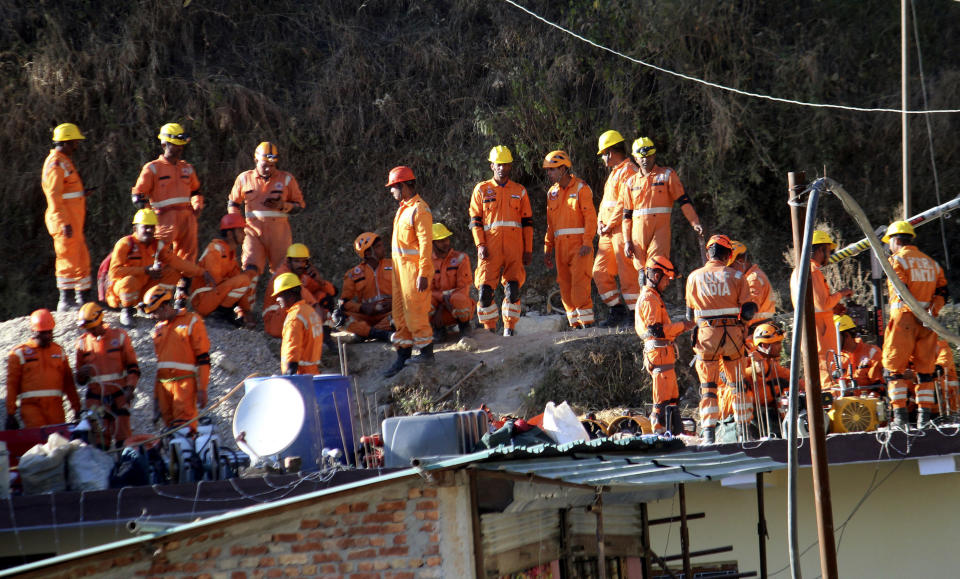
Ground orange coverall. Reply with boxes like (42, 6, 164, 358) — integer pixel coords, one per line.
(151, 310, 210, 432)
(227, 169, 305, 276)
(263, 264, 336, 338)
(635, 285, 685, 432)
(75, 325, 140, 444)
(106, 236, 204, 308)
(935, 340, 959, 413)
(281, 300, 324, 375)
(686, 259, 752, 428)
(545, 175, 597, 328)
(593, 158, 639, 310)
(6, 339, 80, 428)
(790, 261, 844, 387)
(836, 338, 883, 397)
(431, 250, 475, 326)
(745, 264, 776, 325)
(882, 245, 947, 410)
(721, 351, 791, 425)
(132, 156, 201, 262)
(469, 179, 533, 331)
(621, 165, 688, 269)
(189, 238, 254, 317)
(341, 259, 394, 338)
(42, 149, 91, 292)
(392, 194, 433, 349)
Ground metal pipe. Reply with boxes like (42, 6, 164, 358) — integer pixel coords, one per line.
(661, 545, 733, 561)
(331, 391, 354, 467)
(902, 0, 910, 218)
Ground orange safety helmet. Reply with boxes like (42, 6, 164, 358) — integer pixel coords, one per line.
(727, 240, 747, 265)
(753, 323, 785, 345)
(706, 234, 733, 250)
(385, 166, 415, 188)
(354, 232, 380, 258)
(77, 303, 104, 329)
(255, 141, 279, 163)
(139, 286, 173, 314)
(542, 150, 572, 169)
(645, 255, 676, 280)
(30, 309, 55, 332)
(219, 213, 245, 230)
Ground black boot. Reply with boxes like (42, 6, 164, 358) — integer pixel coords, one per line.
(383, 347, 412, 378)
(700, 426, 716, 445)
(433, 326, 448, 343)
(119, 307, 135, 327)
(600, 303, 627, 328)
(892, 408, 909, 429)
(667, 406, 683, 436)
(917, 408, 932, 430)
(75, 289, 89, 306)
(410, 343, 435, 364)
(57, 290, 73, 312)
(368, 328, 392, 342)
(457, 320, 473, 337)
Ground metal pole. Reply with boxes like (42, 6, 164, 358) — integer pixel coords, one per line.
(902, 0, 910, 219)
(757, 472, 768, 579)
(786, 172, 804, 579)
(679, 484, 692, 579)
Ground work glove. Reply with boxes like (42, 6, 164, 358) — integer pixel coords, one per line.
(5, 415, 19, 430)
(190, 194, 204, 213)
(131, 194, 149, 209)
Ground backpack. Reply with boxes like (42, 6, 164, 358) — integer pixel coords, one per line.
(96, 254, 112, 302)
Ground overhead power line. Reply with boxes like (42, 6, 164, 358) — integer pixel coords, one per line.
(502, 0, 960, 115)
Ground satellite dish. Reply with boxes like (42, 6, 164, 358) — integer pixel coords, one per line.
(233, 378, 305, 460)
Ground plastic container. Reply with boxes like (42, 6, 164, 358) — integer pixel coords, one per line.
(382, 410, 488, 468)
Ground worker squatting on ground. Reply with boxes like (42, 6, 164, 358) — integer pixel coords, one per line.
(936, 339, 959, 415)
(273, 273, 324, 375)
(43, 123, 93, 312)
(430, 223, 475, 342)
(335, 233, 393, 343)
(227, 142, 305, 294)
(789, 231, 852, 387)
(74, 303, 140, 449)
(718, 323, 789, 441)
(542, 150, 598, 329)
(634, 256, 695, 434)
(187, 213, 255, 327)
(106, 209, 205, 327)
(5, 309, 81, 430)
(593, 130, 639, 327)
(881, 221, 949, 429)
(622, 137, 703, 273)
(383, 166, 434, 378)
(262, 243, 337, 338)
(469, 146, 534, 336)
(131, 123, 203, 263)
(833, 314, 883, 398)
(685, 235, 756, 444)
(727, 240, 777, 347)
(140, 286, 210, 434)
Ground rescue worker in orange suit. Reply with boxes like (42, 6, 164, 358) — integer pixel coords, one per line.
(43, 123, 93, 311)
(262, 243, 337, 338)
(74, 303, 140, 448)
(335, 233, 393, 343)
(833, 314, 883, 398)
(429, 223, 475, 341)
(935, 339, 959, 415)
(227, 142, 305, 296)
(789, 231, 852, 388)
(719, 323, 789, 440)
(5, 309, 81, 430)
(593, 130, 639, 327)
(728, 240, 776, 347)
(131, 123, 203, 262)
(880, 221, 949, 429)
(187, 213, 255, 327)
(106, 209, 206, 327)
(140, 286, 210, 433)
(383, 166, 434, 378)
(542, 150, 598, 329)
(622, 137, 702, 271)
(469, 146, 533, 336)
(635, 256, 695, 434)
(273, 273, 324, 375)
(685, 235, 756, 444)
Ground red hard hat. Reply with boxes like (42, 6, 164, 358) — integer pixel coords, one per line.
(30, 308, 55, 332)
(706, 234, 733, 250)
(385, 166, 415, 188)
(645, 255, 677, 279)
(219, 213, 245, 230)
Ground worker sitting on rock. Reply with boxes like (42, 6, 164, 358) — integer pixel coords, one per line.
(430, 223, 475, 342)
(106, 209, 206, 327)
(186, 213, 255, 327)
(5, 309, 81, 429)
(262, 243, 336, 338)
(727, 240, 777, 348)
(335, 233, 394, 343)
(274, 273, 324, 375)
(833, 314, 883, 398)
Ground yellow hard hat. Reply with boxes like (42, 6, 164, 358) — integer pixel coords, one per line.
(727, 240, 747, 265)
(632, 137, 656, 158)
(354, 233, 380, 258)
(597, 130, 625, 155)
(811, 230, 836, 250)
(77, 303, 104, 329)
(139, 286, 173, 314)
(272, 272, 302, 296)
(286, 243, 310, 259)
(52, 123, 85, 142)
(432, 223, 453, 241)
(157, 123, 190, 146)
(133, 208, 159, 226)
(834, 314, 857, 333)
(882, 220, 916, 243)
(542, 150, 572, 169)
(255, 141, 279, 163)
(753, 323, 785, 345)
(488, 145, 513, 164)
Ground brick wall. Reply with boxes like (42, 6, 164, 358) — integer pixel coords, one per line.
(27, 472, 474, 579)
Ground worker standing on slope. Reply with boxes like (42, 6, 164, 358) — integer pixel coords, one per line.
(131, 123, 203, 262)
(622, 137, 702, 272)
(187, 213, 255, 327)
(834, 314, 883, 397)
(227, 142, 305, 296)
(469, 146, 534, 336)
(336, 233, 393, 343)
(273, 273, 324, 375)
(685, 235, 756, 444)
(635, 256, 695, 434)
(262, 243, 336, 338)
(43, 123, 93, 311)
(727, 240, 777, 347)
(429, 223, 475, 341)
(880, 221, 948, 429)
(383, 166, 434, 377)
(542, 150, 597, 329)
(593, 130, 639, 327)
